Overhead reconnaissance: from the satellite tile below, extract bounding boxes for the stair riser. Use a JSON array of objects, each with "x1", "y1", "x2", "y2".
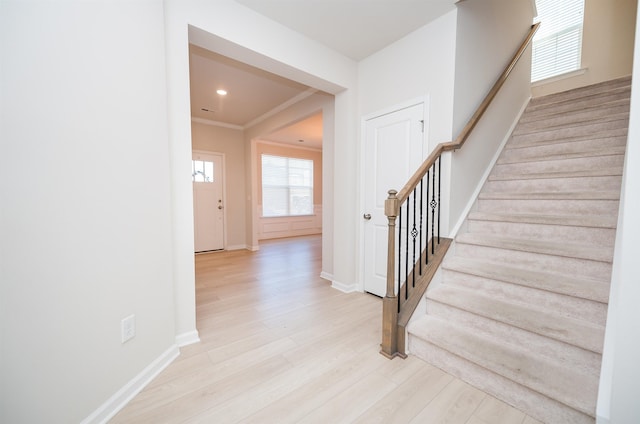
[
  {"x1": 517, "y1": 104, "x2": 630, "y2": 132},
  {"x1": 506, "y1": 128, "x2": 628, "y2": 150},
  {"x1": 524, "y1": 97, "x2": 629, "y2": 120},
  {"x1": 453, "y1": 241, "x2": 612, "y2": 281},
  {"x1": 425, "y1": 298, "x2": 603, "y2": 373},
  {"x1": 529, "y1": 83, "x2": 631, "y2": 109},
  {"x1": 466, "y1": 219, "x2": 616, "y2": 246},
  {"x1": 500, "y1": 138, "x2": 627, "y2": 163},
  {"x1": 492, "y1": 154, "x2": 624, "y2": 176},
  {"x1": 527, "y1": 96, "x2": 630, "y2": 119},
  {"x1": 514, "y1": 114, "x2": 629, "y2": 137},
  {"x1": 477, "y1": 198, "x2": 620, "y2": 217},
  {"x1": 427, "y1": 287, "x2": 604, "y2": 353},
  {"x1": 442, "y1": 257, "x2": 610, "y2": 303},
  {"x1": 483, "y1": 175, "x2": 622, "y2": 192},
  {"x1": 468, "y1": 211, "x2": 617, "y2": 230},
  {"x1": 408, "y1": 336, "x2": 596, "y2": 424},
  {"x1": 440, "y1": 268, "x2": 608, "y2": 324},
  {"x1": 511, "y1": 119, "x2": 629, "y2": 144}
]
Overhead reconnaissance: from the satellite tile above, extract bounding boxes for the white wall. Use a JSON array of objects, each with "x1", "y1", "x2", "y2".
[
  {"x1": 0, "y1": 2, "x2": 177, "y2": 423},
  {"x1": 448, "y1": 0, "x2": 535, "y2": 232},
  {"x1": 597, "y1": 4, "x2": 640, "y2": 422},
  {"x1": 191, "y1": 122, "x2": 247, "y2": 249},
  {"x1": 358, "y1": 10, "x2": 458, "y2": 151},
  {"x1": 532, "y1": 0, "x2": 637, "y2": 97}
]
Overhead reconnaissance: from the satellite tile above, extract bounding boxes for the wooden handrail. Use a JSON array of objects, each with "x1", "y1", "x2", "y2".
[
  {"x1": 381, "y1": 23, "x2": 540, "y2": 360},
  {"x1": 395, "y1": 22, "x2": 540, "y2": 205}
]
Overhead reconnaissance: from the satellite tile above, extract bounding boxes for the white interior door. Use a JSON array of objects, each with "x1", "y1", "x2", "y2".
[
  {"x1": 363, "y1": 103, "x2": 425, "y2": 297},
  {"x1": 193, "y1": 152, "x2": 225, "y2": 252}
]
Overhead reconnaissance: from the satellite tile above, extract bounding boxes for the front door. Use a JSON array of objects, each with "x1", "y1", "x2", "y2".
[
  {"x1": 363, "y1": 103, "x2": 425, "y2": 297},
  {"x1": 193, "y1": 152, "x2": 225, "y2": 252}
]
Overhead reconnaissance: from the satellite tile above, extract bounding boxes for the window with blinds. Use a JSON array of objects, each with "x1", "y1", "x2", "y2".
[
  {"x1": 261, "y1": 154, "x2": 313, "y2": 217},
  {"x1": 531, "y1": 0, "x2": 585, "y2": 82}
]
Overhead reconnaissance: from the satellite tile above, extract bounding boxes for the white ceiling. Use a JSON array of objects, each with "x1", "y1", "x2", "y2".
[
  {"x1": 236, "y1": 0, "x2": 459, "y2": 61},
  {"x1": 189, "y1": 0, "x2": 458, "y2": 149}
]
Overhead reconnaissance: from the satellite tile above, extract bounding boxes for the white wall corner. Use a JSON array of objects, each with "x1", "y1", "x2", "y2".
[
  {"x1": 80, "y1": 345, "x2": 180, "y2": 424},
  {"x1": 530, "y1": 0, "x2": 538, "y2": 19},
  {"x1": 449, "y1": 96, "x2": 531, "y2": 238},
  {"x1": 175, "y1": 330, "x2": 200, "y2": 347},
  {"x1": 331, "y1": 279, "x2": 359, "y2": 293}
]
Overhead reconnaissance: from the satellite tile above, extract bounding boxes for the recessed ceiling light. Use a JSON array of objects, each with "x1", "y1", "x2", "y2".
[{"x1": 216, "y1": 89, "x2": 227, "y2": 96}]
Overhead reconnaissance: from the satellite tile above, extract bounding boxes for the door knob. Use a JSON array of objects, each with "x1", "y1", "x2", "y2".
[
  {"x1": 363, "y1": 213, "x2": 371, "y2": 220},
  {"x1": 218, "y1": 205, "x2": 224, "y2": 209}
]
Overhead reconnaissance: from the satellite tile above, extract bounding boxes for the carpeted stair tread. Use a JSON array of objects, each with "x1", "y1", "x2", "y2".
[
  {"x1": 528, "y1": 78, "x2": 630, "y2": 108},
  {"x1": 488, "y1": 166, "x2": 622, "y2": 181},
  {"x1": 478, "y1": 190, "x2": 620, "y2": 200},
  {"x1": 505, "y1": 129, "x2": 628, "y2": 150},
  {"x1": 520, "y1": 98, "x2": 630, "y2": 125},
  {"x1": 408, "y1": 315, "x2": 599, "y2": 417},
  {"x1": 467, "y1": 211, "x2": 617, "y2": 228},
  {"x1": 512, "y1": 112, "x2": 629, "y2": 137},
  {"x1": 493, "y1": 153, "x2": 624, "y2": 177},
  {"x1": 526, "y1": 90, "x2": 631, "y2": 115},
  {"x1": 426, "y1": 285, "x2": 605, "y2": 353},
  {"x1": 513, "y1": 110, "x2": 629, "y2": 136},
  {"x1": 442, "y1": 256, "x2": 609, "y2": 303},
  {"x1": 455, "y1": 233, "x2": 613, "y2": 263},
  {"x1": 497, "y1": 145, "x2": 626, "y2": 164},
  {"x1": 510, "y1": 118, "x2": 629, "y2": 144}
]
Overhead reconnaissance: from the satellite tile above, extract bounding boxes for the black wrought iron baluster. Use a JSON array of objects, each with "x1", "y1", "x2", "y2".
[
  {"x1": 411, "y1": 188, "x2": 417, "y2": 288},
  {"x1": 425, "y1": 169, "x2": 430, "y2": 265},
  {"x1": 405, "y1": 196, "x2": 409, "y2": 301},
  {"x1": 419, "y1": 178, "x2": 424, "y2": 276},
  {"x1": 397, "y1": 204, "x2": 402, "y2": 313},
  {"x1": 437, "y1": 155, "x2": 441, "y2": 244},
  {"x1": 431, "y1": 161, "x2": 436, "y2": 255}
]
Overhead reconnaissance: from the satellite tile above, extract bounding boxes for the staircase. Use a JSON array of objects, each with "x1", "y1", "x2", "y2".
[{"x1": 406, "y1": 77, "x2": 630, "y2": 424}]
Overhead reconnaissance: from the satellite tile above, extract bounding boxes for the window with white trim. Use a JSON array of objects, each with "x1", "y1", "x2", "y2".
[
  {"x1": 192, "y1": 160, "x2": 214, "y2": 182},
  {"x1": 531, "y1": 0, "x2": 585, "y2": 82},
  {"x1": 261, "y1": 154, "x2": 313, "y2": 217}
]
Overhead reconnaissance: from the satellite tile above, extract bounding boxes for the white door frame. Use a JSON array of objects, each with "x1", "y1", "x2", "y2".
[
  {"x1": 358, "y1": 96, "x2": 429, "y2": 293},
  {"x1": 192, "y1": 150, "x2": 227, "y2": 251}
]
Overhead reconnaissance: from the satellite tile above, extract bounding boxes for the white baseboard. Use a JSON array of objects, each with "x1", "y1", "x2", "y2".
[
  {"x1": 320, "y1": 271, "x2": 333, "y2": 282},
  {"x1": 80, "y1": 344, "x2": 180, "y2": 424},
  {"x1": 248, "y1": 245, "x2": 260, "y2": 251},
  {"x1": 225, "y1": 244, "x2": 247, "y2": 251},
  {"x1": 175, "y1": 330, "x2": 200, "y2": 347},
  {"x1": 331, "y1": 279, "x2": 358, "y2": 293},
  {"x1": 449, "y1": 96, "x2": 531, "y2": 238}
]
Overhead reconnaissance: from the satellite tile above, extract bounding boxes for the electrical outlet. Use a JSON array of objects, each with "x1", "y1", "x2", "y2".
[{"x1": 121, "y1": 314, "x2": 136, "y2": 343}]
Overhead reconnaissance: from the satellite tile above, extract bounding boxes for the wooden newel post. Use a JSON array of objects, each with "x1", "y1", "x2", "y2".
[{"x1": 380, "y1": 189, "x2": 400, "y2": 359}]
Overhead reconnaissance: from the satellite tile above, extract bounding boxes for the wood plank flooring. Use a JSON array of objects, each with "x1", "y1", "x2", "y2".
[{"x1": 111, "y1": 235, "x2": 541, "y2": 423}]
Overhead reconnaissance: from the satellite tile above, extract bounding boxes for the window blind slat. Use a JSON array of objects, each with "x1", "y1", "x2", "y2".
[{"x1": 531, "y1": 0, "x2": 584, "y2": 82}]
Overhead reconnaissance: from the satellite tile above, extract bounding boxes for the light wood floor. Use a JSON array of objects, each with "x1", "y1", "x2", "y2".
[{"x1": 111, "y1": 235, "x2": 541, "y2": 423}]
